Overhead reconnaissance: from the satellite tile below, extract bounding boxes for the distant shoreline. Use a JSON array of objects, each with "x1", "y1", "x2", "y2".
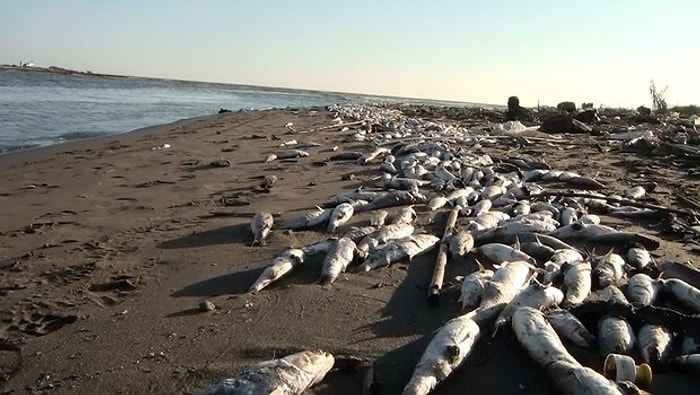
[{"x1": 0, "y1": 64, "x2": 122, "y2": 78}]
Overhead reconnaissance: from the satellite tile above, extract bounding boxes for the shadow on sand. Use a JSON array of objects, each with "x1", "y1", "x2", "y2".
[{"x1": 158, "y1": 223, "x2": 251, "y2": 249}]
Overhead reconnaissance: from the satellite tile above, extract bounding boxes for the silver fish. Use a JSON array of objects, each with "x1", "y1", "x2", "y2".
[
  {"x1": 277, "y1": 149, "x2": 310, "y2": 159},
  {"x1": 251, "y1": 212, "x2": 274, "y2": 247},
  {"x1": 560, "y1": 207, "x2": 578, "y2": 226},
  {"x1": 402, "y1": 314, "x2": 481, "y2": 395},
  {"x1": 447, "y1": 230, "x2": 475, "y2": 258},
  {"x1": 493, "y1": 283, "x2": 564, "y2": 336},
  {"x1": 562, "y1": 261, "x2": 592, "y2": 306},
  {"x1": 390, "y1": 206, "x2": 417, "y2": 225},
  {"x1": 476, "y1": 243, "x2": 536, "y2": 265},
  {"x1": 357, "y1": 223, "x2": 415, "y2": 257},
  {"x1": 357, "y1": 234, "x2": 439, "y2": 272},
  {"x1": 598, "y1": 285, "x2": 629, "y2": 304},
  {"x1": 301, "y1": 238, "x2": 337, "y2": 256},
  {"x1": 472, "y1": 199, "x2": 492, "y2": 216},
  {"x1": 282, "y1": 207, "x2": 332, "y2": 230},
  {"x1": 479, "y1": 260, "x2": 536, "y2": 310},
  {"x1": 327, "y1": 191, "x2": 384, "y2": 207},
  {"x1": 625, "y1": 274, "x2": 658, "y2": 306},
  {"x1": 626, "y1": 247, "x2": 651, "y2": 270},
  {"x1": 659, "y1": 278, "x2": 700, "y2": 313},
  {"x1": 637, "y1": 324, "x2": 673, "y2": 365},
  {"x1": 364, "y1": 190, "x2": 427, "y2": 211},
  {"x1": 376, "y1": 177, "x2": 429, "y2": 190},
  {"x1": 546, "y1": 309, "x2": 597, "y2": 347},
  {"x1": 327, "y1": 203, "x2": 354, "y2": 233},
  {"x1": 598, "y1": 316, "x2": 636, "y2": 356},
  {"x1": 200, "y1": 350, "x2": 334, "y2": 395},
  {"x1": 369, "y1": 210, "x2": 389, "y2": 227},
  {"x1": 427, "y1": 196, "x2": 449, "y2": 211},
  {"x1": 249, "y1": 249, "x2": 305, "y2": 294},
  {"x1": 593, "y1": 251, "x2": 626, "y2": 288},
  {"x1": 458, "y1": 268, "x2": 494, "y2": 309},
  {"x1": 357, "y1": 147, "x2": 390, "y2": 164},
  {"x1": 319, "y1": 237, "x2": 356, "y2": 285},
  {"x1": 343, "y1": 226, "x2": 377, "y2": 242}
]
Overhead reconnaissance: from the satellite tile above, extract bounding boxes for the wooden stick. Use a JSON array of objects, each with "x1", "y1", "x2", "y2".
[
  {"x1": 293, "y1": 120, "x2": 366, "y2": 134},
  {"x1": 536, "y1": 190, "x2": 698, "y2": 217},
  {"x1": 428, "y1": 207, "x2": 460, "y2": 306}
]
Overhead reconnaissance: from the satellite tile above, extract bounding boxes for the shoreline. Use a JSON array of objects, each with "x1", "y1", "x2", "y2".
[{"x1": 0, "y1": 105, "x2": 697, "y2": 394}]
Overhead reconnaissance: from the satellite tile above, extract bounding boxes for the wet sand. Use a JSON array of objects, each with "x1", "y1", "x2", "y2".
[{"x1": 0, "y1": 107, "x2": 698, "y2": 394}]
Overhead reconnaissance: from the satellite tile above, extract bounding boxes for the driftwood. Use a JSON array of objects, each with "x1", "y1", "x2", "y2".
[
  {"x1": 428, "y1": 207, "x2": 460, "y2": 306},
  {"x1": 536, "y1": 190, "x2": 699, "y2": 218},
  {"x1": 570, "y1": 301, "x2": 700, "y2": 338}
]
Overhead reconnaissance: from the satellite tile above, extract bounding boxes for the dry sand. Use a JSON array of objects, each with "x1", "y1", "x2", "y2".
[{"x1": 0, "y1": 107, "x2": 698, "y2": 394}]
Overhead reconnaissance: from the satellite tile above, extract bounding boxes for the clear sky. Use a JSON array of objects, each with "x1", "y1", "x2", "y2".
[{"x1": 1, "y1": 1, "x2": 698, "y2": 107}]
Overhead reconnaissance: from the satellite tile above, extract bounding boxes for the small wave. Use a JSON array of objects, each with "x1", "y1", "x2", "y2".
[
  {"x1": 55, "y1": 131, "x2": 109, "y2": 141},
  {"x1": 0, "y1": 143, "x2": 42, "y2": 154}
]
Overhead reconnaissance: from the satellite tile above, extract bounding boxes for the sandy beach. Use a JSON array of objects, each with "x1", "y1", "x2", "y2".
[{"x1": 1, "y1": 106, "x2": 699, "y2": 394}]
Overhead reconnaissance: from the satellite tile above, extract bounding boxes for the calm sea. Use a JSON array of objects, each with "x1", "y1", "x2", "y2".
[{"x1": 0, "y1": 69, "x2": 484, "y2": 153}]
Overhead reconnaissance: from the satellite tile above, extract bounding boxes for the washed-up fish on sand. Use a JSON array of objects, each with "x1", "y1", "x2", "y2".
[
  {"x1": 478, "y1": 260, "x2": 537, "y2": 312},
  {"x1": 363, "y1": 190, "x2": 427, "y2": 211},
  {"x1": 637, "y1": 324, "x2": 673, "y2": 365},
  {"x1": 625, "y1": 273, "x2": 659, "y2": 306},
  {"x1": 512, "y1": 307, "x2": 624, "y2": 395},
  {"x1": 200, "y1": 350, "x2": 334, "y2": 395},
  {"x1": 327, "y1": 203, "x2": 354, "y2": 233},
  {"x1": 447, "y1": 230, "x2": 474, "y2": 258},
  {"x1": 658, "y1": 278, "x2": 700, "y2": 313},
  {"x1": 250, "y1": 211, "x2": 274, "y2": 246},
  {"x1": 561, "y1": 261, "x2": 592, "y2": 306},
  {"x1": 492, "y1": 283, "x2": 563, "y2": 336},
  {"x1": 282, "y1": 207, "x2": 332, "y2": 230},
  {"x1": 356, "y1": 234, "x2": 439, "y2": 272},
  {"x1": 319, "y1": 237, "x2": 356, "y2": 285},
  {"x1": 357, "y1": 223, "x2": 415, "y2": 257},
  {"x1": 402, "y1": 314, "x2": 481, "y2": 395},
  {"x1": 458, "y1": 267, "x2": 494, "y2": 309},
  {"x1": 369, "y1": 210, "x2": 389, "y2": 227},
  {"x1": 598, "y1": 316, "x2": 636, "y2": 356},
  {"x1": 476, "y1": 243, "x2": 536, "y2": 265},
  {"x1": 249, "y1": 249, "x2": 305, "y2": 294},
  {"x1": 546, "y1": 309, "x2": 597, "y2": 347},
  {"x1": 390, "y1": 206, "x2": 417, "y2": 225}
]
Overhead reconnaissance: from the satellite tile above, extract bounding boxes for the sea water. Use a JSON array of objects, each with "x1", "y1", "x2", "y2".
[{"x1": 0, "y1": 69, "x2": 482, "y2": 153}]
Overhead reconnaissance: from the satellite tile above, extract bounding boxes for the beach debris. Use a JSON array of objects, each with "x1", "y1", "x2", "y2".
[
  {"x1": 200, "y1": 350, "x2": 334, "y2": 395},
  {"x1": 251, "y1": 212, "x2": 274, "y2": 246},
  {"x1": 428, "y1": 208, "x2": 459, "y2": 305}
]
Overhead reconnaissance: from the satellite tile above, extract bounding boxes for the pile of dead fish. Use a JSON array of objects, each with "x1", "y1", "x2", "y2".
[{"x1": 200, "y1": 104, "x2": 700, "y2": 395}]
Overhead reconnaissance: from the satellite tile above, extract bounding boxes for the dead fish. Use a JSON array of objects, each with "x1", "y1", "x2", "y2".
[
  {"x1": 659, "y1": 278, "x2": 700, "y2": 313},
  {"x1": 547, "y1": 360, "x2": 623, "y2": 395},
  {"x1": 277, "y1": 149, "x2": 310, "y2": 159},
  {"x1": 380, "y1": 161, "x2": 399, "y2": 175},
  {"x1": 282, "y1": 207, "x2": 333, "y2": 230},
  {"x1": 249, "y1": 249, "x2": 305, "y2": 294},
  {"x1": 479, "y1": 260, "x2": 536, "y2": 310},
  {"x1": 477, "y1": 243, "x2": 536, "y2": 265},
  {"x1": 376, "y1": 177, "x2": 429, "y2": 190},
  {"x1": 598, "y1": 316, "x2": 636, "y2": 356},
  {"x1": 356, "y1": 234, "x2": 439, "y2": 272},
  {"x1": 480, "y1": 185, "x2": 505, "y2": 200},
  {"x1": 551, "y1": 223, "x2": 617, "y2": 241},
  {"x1": 578, "y1": 214, "x2": 601, "y2": 225},
  {"x1": 301, "y1": 238, "x2": 337, "y2": 256},
  {"x1": 598, "y1": 285, "x2": 629, "y2": 304},
  {"x1": 562, "y1": 261, "x2": 592, "y2": 306},
  {"x1": 670, "y1": 354, "x2": 700, "y2": 375},
  {"x1": 626, "y1": 274, "x2": 659, "y2": 306},
  {"x1": 627, "y1": 246, "x2": 651, "y2": 270},
  {"x1": 390, "y1": 206, "x2": 417, "y2": 225},
  {"x1": 472, "y1": 199, "x2": 492, "y2": 216},
  {"x1": 519, "y1": 239, "x2": 556, "y2": 262},
  {"x1": 402, "y1": 314, "x2": 481, "y2": 395},
  {"x1": 327, "y1": 190, "x2": 385, "y2": 207},
  {"x1": 493, "y1": 283, "x2": 564, "y2": 336},
  {"x1": 459, "y1": 268, "x2": 494, "y2": 309},
  {"x1": 543, "y1": 248, "x2": 585, "y2": 284},
  {"x1": 513, "y1": 200, "x2": 531, "y2": 216},
  {"x1": 593, "y1": 251, "x2": 627, "y2": 288},
  {"x1": 565, "y1": 176, "x2": 607, "y2": 190},
  {"x1": 427, "y1": 196, "x2": 449, "y2": 211},
  {"x1": 624, "y1": 186, "x2": 646, "y2": 200},
  {"x1": 327, "y1": 203, "x2": 354, "y2": 233},
  {"x1": 546, "y1": 309, "x2": 597, "y2": 347},
  {"x1": 319, "y1": 237, "x2": 356, "y2": 285},
  {"x1": 560, "y1": 207, "x2": 578, "y2": 226},
  {"x1": 200, "y1": 350, "x2": 334, "y2": 395},
  {"x1": 343, "y1": 226, "x2": 377, "y2": 242},
  {"x1": 364, "y1": 190, "x2": 427, "y2": 211},
  {"x1": 329, "y1": 152, "x2": 364, "y2": 161},
  {"x1": 264, "y1": 154, "x2": 277, "y2": 163},
  {"x1": 357, "y1": 223, "x2": 415, "y2": 257},
  {"x1": 251, "y1": 212, "x2": 274, "y2": 246},
  {"x1": 357, "y1": 147, "x2": 390, "y2": 164},
  {"x1": 637, "y1": 324, "x2": 673, "y2": 365},
  {"x1": 369, "y1": 210, "x2": 389, "y2": 227},
  {"x1": 657, "y1": 259, "x2": 700, "y2": 289},
  {"x1": 588, "y1": 232, "x2": 660, "y2": 251},
  {"x1": 447, "y1": 230, "x2": 475, "y2": 258}
]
